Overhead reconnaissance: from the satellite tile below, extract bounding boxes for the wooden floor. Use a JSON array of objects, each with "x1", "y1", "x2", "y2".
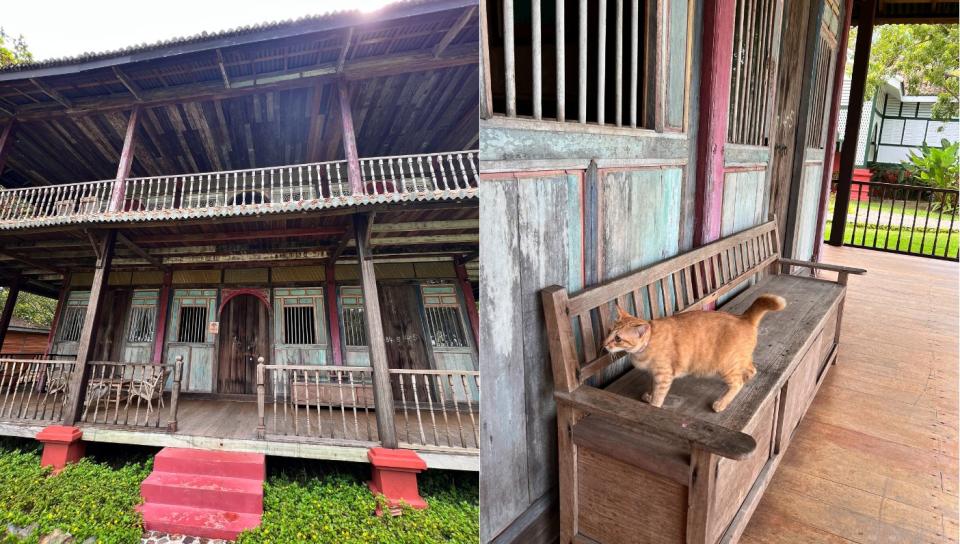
[{"x1": 742, "y1": 245, "x2": 959, "y2": 543}]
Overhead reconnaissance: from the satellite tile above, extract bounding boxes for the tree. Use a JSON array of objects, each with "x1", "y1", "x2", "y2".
[
  {"x1": 0, "y1": 28, "x2": 33, "y2": 68},
  {"x1": 857, "y1": 24, "x2": 959, "y2": 120},
  {"x1": 0, "y1": 288, "x2": 57, "y2": 328}
]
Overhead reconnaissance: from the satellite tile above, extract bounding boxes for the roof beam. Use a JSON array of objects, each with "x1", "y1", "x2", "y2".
[
  {"x1": 0, "y1": 249, "x2": 63, "y2": 274},
  {"x1": 0, "y1": 120, "x2": 17, "y2": 177},
  {"x1": 336, "y1": 28, "x2": 354, "y2": 73},
  {"x1": 111, "y1": 66, "x2": 143, "y2": 101},
  {"x1": 215, "y1": 49, "x2": 231, "y2": 88},
  {"x1": 132, "y1": 226, "x2": 347, "y2": 246},
  {"x1": 29, "y1": 78, "x2": 73, "y2": 108},
  {"x1": 3, "y1": 43, "x2": 477, "y2": 122},
  {"x1": 433, "y1": 6, "x2": 476, "y2": 58},
  {"x1": 117, "y1": 232, "x2": 162, "y2": 267}
]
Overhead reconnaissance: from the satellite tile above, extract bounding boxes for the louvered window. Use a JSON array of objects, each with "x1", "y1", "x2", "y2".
[
  {"x1": 176, "y1": 306, "x2": 207, "y2": 343},
  {"x1": 127, "y1": 306, "x2": 157, "y2": 343},
  {"x1": 56, "y1": 307, "x2": 85, "y2": 342}
]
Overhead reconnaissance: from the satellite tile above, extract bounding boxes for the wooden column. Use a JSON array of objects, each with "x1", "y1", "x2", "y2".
[
  {"x1": 813, "y1": 0, "x2": 854, "y2": 261},
  {"x1": 63, "y1": 230, "x2": 116, "y2": 425},
  {"x1": 338, "y1": 81, "x2": 363, "y2": 196},
  {"x1": 44, "y1": 271, "x2": 71, "y2": 357},
  {"x1": 353, "y1": 213, "x2": 397, "y2": 448},
  {"x1": 828, "y1": 0, "x2": 876, "y2": 246},
  {"x1": 325, "y1": 264, "x2": 344, "y2": 366},
  {"x1": 0, "y1": 120, "x2": 18, "y2": 177},
  {"x1": 0, "y1": 275, "x2": 22, "y2": 351},
  {"x1": 693, "y1": 0, "x2": 737, "y2": 247},
  {"x1": 108, "y1": 107, "x2": 141, "y2": 212},
  {"x1": 454, "y1": 259, "x2": 480, "y2": 346},
  {"x1": 152, "y1": 270, "x2": 173, "y2": 364}
]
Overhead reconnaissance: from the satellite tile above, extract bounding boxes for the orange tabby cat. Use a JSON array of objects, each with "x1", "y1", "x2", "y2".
[{"x1": 602, "y1": 294, "x2": 786, "y2": 412}]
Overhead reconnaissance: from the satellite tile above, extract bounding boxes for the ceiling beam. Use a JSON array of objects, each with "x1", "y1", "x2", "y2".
[
  {"x1": 336, "y1": 28, "x2": 354, "y2": 73},
  {"x1": 117, "y1": 232, "x2": 162, "y2": 267},
  {"x1": 0, "y1": 249, "x2": 63, "y2": 274},
  {"x1": 215, "y1": 49, "x2": 232, "y2": 88},
  {"x1": 433, "y1": 6, "x2": 476, "y2": 58},
  {"x1": 112, "y1": 66, "x2": 144, "y2": 101},
  {"x1": 28, "y1": 78, "x2": 73, "y2": 108},
  {"x1": 3, "y1": 43, "x2": 477, "y2": 122},
  {"x1": 132, "y1": 226, "x2": 347, "y2": 246}
]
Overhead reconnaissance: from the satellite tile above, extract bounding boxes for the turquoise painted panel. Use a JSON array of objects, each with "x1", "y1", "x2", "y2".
[
  {"x1": 433, "y1": 351, "x2": 480, "y2": 400},
  {"x1": 721, "y1": 170, "x2": 767, "y2": 237},
  {"x1": 666, "y1": 0, "x2": 688, "y2": 129},
  {"x1": 793, "y1": 162, "x2": 825, "y2": 261},
  {"x1": 344, "y1": 349, "x2": 370, "y2": 366}
]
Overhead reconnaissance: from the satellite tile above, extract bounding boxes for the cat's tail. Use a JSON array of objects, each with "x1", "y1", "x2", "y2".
[{"x1": 741, "y1": 294, "x2": 786, "y2": 326}]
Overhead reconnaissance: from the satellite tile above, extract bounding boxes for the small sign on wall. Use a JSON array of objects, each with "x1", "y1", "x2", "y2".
[{"x1": 208, "y1": 321, "x2": 220, "y2": 335}]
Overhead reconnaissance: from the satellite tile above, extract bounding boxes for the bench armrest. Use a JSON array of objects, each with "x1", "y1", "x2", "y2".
[
  {"x1": 554, "y1": 386, "x2": 757, "y2": 460},
  {"x1": 778, "y1": 258, "x2": 865, "y2": 284}
]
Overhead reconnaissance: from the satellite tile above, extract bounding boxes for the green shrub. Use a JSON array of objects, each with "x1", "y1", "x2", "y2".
[
  {"x1": 236, "y1": 469, "x2": 479, "y2": 544},
  {"x1": 0, "y1": 448, "x2": 150, "y2": 544}
]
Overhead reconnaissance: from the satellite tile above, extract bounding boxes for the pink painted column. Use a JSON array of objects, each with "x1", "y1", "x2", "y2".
[
  {"x1": 454, "y1": 260, "x2": 479, "y2": 346},
  {"x1": 325, "y1": 265, "x2": 343, "y2": 366},
  {"x1": 152, "y1": 270, "x2": 172, "y2": 364},
  {"x1": 693, "y1": 0, "x2": 737, "y2": 247},
  {"x1": 813, "y1": 0, "x2": 854, "y2": 262}
]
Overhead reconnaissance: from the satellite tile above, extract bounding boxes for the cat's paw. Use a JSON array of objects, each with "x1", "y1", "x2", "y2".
[
  {"x1": 641, "y1": 393, "x2": 652, "y2": 403},
  {"x1": 712, "y1": 400, "x2": 728, "y2": 412}
]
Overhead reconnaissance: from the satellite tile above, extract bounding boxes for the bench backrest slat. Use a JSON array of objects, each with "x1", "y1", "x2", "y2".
[{"x1": 543, "y1": 221, "x2": 781, "y2": 391}]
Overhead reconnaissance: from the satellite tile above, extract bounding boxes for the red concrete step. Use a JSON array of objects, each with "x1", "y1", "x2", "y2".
[
  {"x1": 140, "y1": 503, "x2": 261, "y2": 541},
  {"x1": 141, "y1": 471, "x2": 263, "y2": 514},
  {"x1": 153, "y1": 447, "x2": 265, "y2": 480}
]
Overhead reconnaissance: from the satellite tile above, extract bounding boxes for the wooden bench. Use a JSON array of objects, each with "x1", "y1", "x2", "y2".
[{"x1": 541, "y1": 220, "x2": 865, "y2": 544}]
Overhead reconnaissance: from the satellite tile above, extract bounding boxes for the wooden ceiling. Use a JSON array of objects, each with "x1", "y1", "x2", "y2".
[
  {"x1": 852, "y1": 0, "x2": 959, "y2": 24},
  {"x1": 0, "y1": 1, "x2": 479, "y2": 188},
  {"x1": 0, "y1": 202, "x2": 479, "y2": 297}
]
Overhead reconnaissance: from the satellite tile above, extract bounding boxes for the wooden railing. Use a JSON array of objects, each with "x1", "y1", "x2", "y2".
[
  {"x1": 390, "y1": 369, "x2": 480, "y2": 452},
  {"x1": 77, "y1": 359, "x2": 183, "y2": 431},
  {"x1": 0, "y1": 358, "x2": 76, "y2": 423},
  {"x1": 257, "y1": 363, "x2": 379, "y2": 444},
  {"x1": 829, "y1": 180, "x2": 958, "y2": 261},
  {"x1": 0, "y1": 150, "x2": 478, "y2": 229}
]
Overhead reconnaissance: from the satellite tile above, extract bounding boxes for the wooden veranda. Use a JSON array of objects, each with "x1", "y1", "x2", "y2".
[{"x1": 743, "y1": 245, "x2": 958, "y2": 542}]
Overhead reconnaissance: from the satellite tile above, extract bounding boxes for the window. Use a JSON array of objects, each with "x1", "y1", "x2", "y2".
[
  {"x1": 176, "y1": 306, "x2": 208, "y2": 343},
  {"x1": 727, "y1": 0, "x2": 780, "y2": 146},
  {"x1": 340, "y1": 287, "x2": 367, "y2": 347},
  {"x1": 283, "y1": 306, "x2": 317, "y2": 345},
  {"x1": 56, "y1": 306, "x2": 85, "y2": 343},
  {"x1": 127, "y1": 306, "x2": 157, "y2": 343},
  {"x1": 485, "y1": 0, "x2": 649, "y2": 127},
  {"x1": 421, "y1": 286, "x2": 468, "y2": 348}
]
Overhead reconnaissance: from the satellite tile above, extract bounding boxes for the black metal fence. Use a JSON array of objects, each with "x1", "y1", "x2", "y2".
[{"x1": 829, "y1": 180, "x2": 958, "y2": 261}]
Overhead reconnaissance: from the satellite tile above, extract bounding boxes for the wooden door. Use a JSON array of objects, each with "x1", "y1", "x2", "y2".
[
  {"x1": 377, "y1": 284, "x2": 432, "y2": 400},
  {"x1": 166, "y1": 289, "x2": 217, "y2": 393},
  {"x1": 217, "y1": 294, "x2": 269, "y2": 394}
]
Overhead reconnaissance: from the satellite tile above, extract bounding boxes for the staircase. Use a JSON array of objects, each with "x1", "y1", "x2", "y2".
[{"x1": 140, "y1": 448, "x2": 265, "y2": 540}]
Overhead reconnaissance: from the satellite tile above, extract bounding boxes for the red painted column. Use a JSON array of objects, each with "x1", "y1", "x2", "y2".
[
  {"x1": 454, "y1": 260, "x2": 479, "y2": 346},
  {"x1": 44, "y1": 271, "x2": 71, "y2": 357},
  {"x1": 693, "y1": 0, "x2": 737, "y2": 248},
  {"x1": 813, "y1": 0, "x2": 854, "y2": 262},
  {"x1": 325, "y1": 265, "x2": 343, "y2": 366},
  {"x1": 152, "y1": 270, "x2": 173, "y2": 364}
]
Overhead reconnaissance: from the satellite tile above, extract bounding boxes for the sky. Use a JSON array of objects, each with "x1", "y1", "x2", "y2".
[{"x1": 2, "y1": 0, "x2": 398, "y2": 61}]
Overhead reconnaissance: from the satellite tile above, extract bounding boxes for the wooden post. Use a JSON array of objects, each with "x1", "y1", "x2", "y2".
[
  {"x1": 353, "y1": 213, "x2": 397, "y2": 449},
  {"x1": 63, "y1": 230, "x2": 116, "y2": 425},
  {"x1": 44, "y1": 271, "x2": 71, "y2": 357},
  {"x1": 152, "y1": 270, "x2": 172, "y2": 364},
  {"x1": 813, "y1": 0, "x2": 854, "y2": 261},
  {"x1": 0, "y1": 120, "x2": 17, "y2": 177},
  {"x1": 338, "y1": 81, "x2": 363, "y2": 196},
  {"x1": 108, "y1": 106, "x2": 141, "y2": 212},
  {"x1": 256, "y1": 358, "x2": 266, "y2": 439},
  {"x1": 167, "y1": 356, "x2": 183, "y2": 432},
  {"x1": 325, "y1": 264, "x2": 344, "y2": 366},
  {"x1": 454, "y1": 260, "x2": 479, "y2": 346},
  {"x1": 0, "y1": 275, "x2": 22, "y2": 351},
  {"x1": 828, "y1": 0, "x2": 876, "y2": 246},
  {"x1": 693, "y1": 0, "x2": 737, "y2": 247}
]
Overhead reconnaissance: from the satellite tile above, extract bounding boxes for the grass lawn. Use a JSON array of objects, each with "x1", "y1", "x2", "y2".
[
  {"x1": 0, "y1": 439, "x2": 479, "y2": 544},
  {"x1": 824, "y1": 220, "x2": 959, "y2": 259},
  {"x1": 827, "y1": 193, "x2": 958, "y2": 224}
]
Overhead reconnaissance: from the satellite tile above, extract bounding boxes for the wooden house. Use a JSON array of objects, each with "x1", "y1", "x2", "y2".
[
  {"x1": 478, "y1": 0, "x2": 956, "y2": 542},
  {"x1": 0, "y1": 0, "x2": 481, "y2": 473},
  {"x1": 0, "y1": 318, "x2": 50, "y2": 356}
]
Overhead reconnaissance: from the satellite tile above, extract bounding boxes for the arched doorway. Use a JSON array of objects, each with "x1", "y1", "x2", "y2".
[{"x1": 217, "y1": 294, "x2": 269, "y2": 394}]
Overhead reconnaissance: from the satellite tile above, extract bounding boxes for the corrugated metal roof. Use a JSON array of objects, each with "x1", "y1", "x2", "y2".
[{"x1": 0, "y1": 0, "x2": 456, "y2": 76}]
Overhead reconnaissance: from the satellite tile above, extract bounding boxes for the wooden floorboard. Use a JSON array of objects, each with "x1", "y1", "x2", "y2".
[{"x1": 742, "y1": 246, "x2": 959, "y2": 544}]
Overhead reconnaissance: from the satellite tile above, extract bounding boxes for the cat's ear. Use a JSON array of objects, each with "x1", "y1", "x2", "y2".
[
  {"x1": 615, "y1": 304, "x2": 631, "y2": 320},
  {"x1": 635, "y1": 323, "x2": 650, "y2": 336}
]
